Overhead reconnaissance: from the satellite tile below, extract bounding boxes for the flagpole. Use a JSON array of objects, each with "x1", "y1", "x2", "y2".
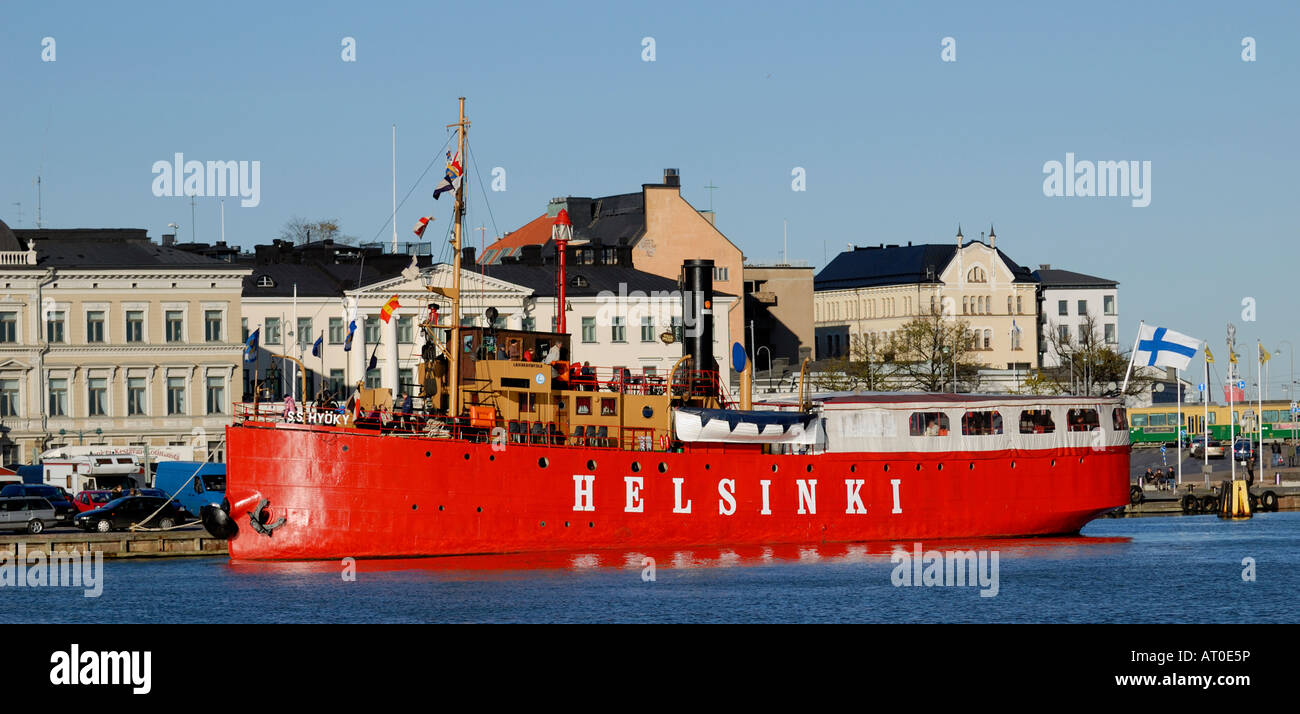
[
  {"x1": 1258, "y1": 342, "x2": 1264, "y2": 479},
  {"x1": 1176, "y1": 367, "x2": 1182, "y2": 486},
  {"x1": 1120, "y1": 320, "x2": 1143, "y2": 396},
  {"x1": 1230, "y1": 351, "x2": 1236, "y2": 483},
  {"x1": 1203, "y1": 352, "x2": 1209, "y2": 481}
]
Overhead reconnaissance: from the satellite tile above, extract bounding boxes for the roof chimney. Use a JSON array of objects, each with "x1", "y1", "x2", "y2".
[
  {"x1": 663, "y1": 168, "x2": 680, "y2": 187},
  {"x1": 162, "y1": 233, "x2": 176, "y2": 247},
  {"x1": 1039, "y1": 264, "x2": 1051, "y2": 270}
]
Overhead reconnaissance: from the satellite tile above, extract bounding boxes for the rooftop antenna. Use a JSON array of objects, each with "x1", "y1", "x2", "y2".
[
  {"x1": 36, "y1": 106, "x2": 50, "y2": 229},
  {"x1": 34, "y1": 176, "x2": 42, "y2": 229},
  {"x1": 220, "y1": 199, "x2": 226, "y2": 244},
  {"x1": 189, "y1": 194, "x2": 197, "y2": 242},
  {"x1": 783, "y1": 219, "x2": 787, "y2": 263},
  {"x1": 704, "y1": 180, "x2": 719, "y2": 213}
]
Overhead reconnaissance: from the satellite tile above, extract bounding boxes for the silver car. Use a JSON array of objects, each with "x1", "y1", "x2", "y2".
[{"x1": 0, "y1": 496, "x2": 56, "y2": 534}]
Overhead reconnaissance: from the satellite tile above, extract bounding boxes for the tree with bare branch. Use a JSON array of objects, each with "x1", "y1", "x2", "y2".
[{"x1": 278, "y1": 216, "x2": 358, "y2": 245}]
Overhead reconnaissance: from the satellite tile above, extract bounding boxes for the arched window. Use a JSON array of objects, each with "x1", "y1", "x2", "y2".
[
  {"x1": 983, "y1": 329, "x2": 991, "y2": 350},
  {"x1": 967, "y1": 266, "x2": 986, "y2": 283},
  {"x1": 962, "y1": 297, "x2": 969, "y2": 314}
]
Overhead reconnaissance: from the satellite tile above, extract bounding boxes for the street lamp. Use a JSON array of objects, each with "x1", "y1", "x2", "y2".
[
  {"x1": 755, "y1": 345, "x2": 773, "y2": 392},
  {"x1": 1278, "y1": 342, "x2": 1295, "y2": 455},
  {"x1": 58, "y1": 427, "x2": 102, "y2": 446}
]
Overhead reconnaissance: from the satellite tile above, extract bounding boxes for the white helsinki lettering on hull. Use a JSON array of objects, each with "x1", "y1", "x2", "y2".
[
  {"x1": 891, "y1": 478, "x2": 903, "y2": 514},
  {"x1": 759, "y1": 479, "x2": 772, "y2": 515},
  {"x1": 796, "y1": 479, "x2": 817, "y2": 515},
  {"x1": 573, "y1": 475, "x2": 595, "y2": 512},
  {"x1": 717, "y1": 479, "x2": 736, "y2": 515},
  {"x1": 672, "y1": 477, "x2": 692, "y2": 514},
  {"x1": 624, "y1": 476, "x2": 644, "y2": 513},
  {"x1": 845, "y1": 479, "x2": 867, "y2": 514}
]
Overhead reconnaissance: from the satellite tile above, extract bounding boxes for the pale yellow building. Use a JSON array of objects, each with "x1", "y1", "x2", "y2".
[
  {"x1": 813, "y1": 228, "x2": 1039, "y2": 371},
  {"x1": 0, "y1": 223, "x2": 249, "y2": 465}
]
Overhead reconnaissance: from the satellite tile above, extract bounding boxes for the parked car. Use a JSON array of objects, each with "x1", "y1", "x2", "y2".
[
  {"x1": 0, "y1": 496, "x2": 57, "y2": 533},
  {"x1": 72, "y1": 490, "x2": 115, "y2": 513},
  {"x1": 73, "y1": 496, "x2": 194, "y2": 533},
  {"x1": 1191, "y1": 438, "x2": 1225, "y2": 459},
  {"x1": 0, "y1": 483, "x2": 77, "y2": 522},
  {"x1": 1233, "y1": 439, "x2": 1257, "y2": 462}
]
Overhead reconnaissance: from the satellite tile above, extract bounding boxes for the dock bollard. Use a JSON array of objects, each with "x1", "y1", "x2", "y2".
[{"x1": 1276, "y1": 473, "x2": 1282, "y2": 485}]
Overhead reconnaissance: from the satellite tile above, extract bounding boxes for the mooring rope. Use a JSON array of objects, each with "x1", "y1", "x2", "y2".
[{"x1": 128, "y1": 436, "x2": 227, "y2": 532}]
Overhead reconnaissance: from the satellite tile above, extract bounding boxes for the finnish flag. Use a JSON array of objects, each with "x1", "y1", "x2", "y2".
[{"x1": 1135, "y1": 325, "x2": 1202, "y2": 370}]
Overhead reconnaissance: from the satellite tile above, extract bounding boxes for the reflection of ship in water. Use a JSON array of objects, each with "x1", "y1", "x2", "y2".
[{"x1": 224, "y1": 536, "x2": 1134, "y2": 577}]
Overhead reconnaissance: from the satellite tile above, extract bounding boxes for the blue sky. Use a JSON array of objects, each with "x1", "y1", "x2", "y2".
[{"x1": 2, "y1": 1, "x2": 1298, "y2": 392}]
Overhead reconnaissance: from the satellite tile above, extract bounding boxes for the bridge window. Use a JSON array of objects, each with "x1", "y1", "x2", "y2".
[
  {"x1": 909, "y1": 412, "x2": 949, "y2": 437},
  {"x1": 961, "y1": 410, "x2": 1003, "y2": 436},
  {"x1": 1019, "y1": 409, "x2": 1055, "y2": 434},
  {"x1": 600, "y1": 398, "x2": 617, "y2": 417},
  {"x1": 576, "y1": 396, "x2": 592, "y2": 416},
  {"x1": 1112, "y1": 408, "x2": 1127, "y2": 430},
  {"x1": 1066, "y1": 408, "x2": 1099, "y2": 432}
]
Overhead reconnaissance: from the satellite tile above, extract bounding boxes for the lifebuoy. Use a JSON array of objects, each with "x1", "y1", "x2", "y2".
[{"x1": 1261, "y1": 491, "x2": 1278, "y2": 512}]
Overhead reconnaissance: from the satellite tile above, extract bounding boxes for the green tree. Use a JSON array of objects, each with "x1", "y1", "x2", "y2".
[{"x1": 885, "y1": 313, "x2": 983, "y2": 392}]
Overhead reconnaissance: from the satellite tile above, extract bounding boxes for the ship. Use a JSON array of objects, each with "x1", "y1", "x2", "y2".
[{"x1": 203, "y1": 98, "x2": 1131, "y2": 560}]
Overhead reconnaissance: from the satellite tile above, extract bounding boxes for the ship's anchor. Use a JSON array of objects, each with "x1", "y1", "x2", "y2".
[{"x1": 249, "y1": 498, "x2": 286, "y2": 537}]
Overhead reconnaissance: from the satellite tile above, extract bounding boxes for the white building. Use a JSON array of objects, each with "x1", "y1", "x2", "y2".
[{"x1": 1033, "y1": 267, "x2": 1120, "y2": 368}]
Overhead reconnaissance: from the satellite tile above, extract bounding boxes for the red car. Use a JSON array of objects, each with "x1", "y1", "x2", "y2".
[{"x1": 72, "y1": 490, "x2": 115, "y2": 514}]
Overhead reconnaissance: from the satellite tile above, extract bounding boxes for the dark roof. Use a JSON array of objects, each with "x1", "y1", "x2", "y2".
[
  {"x1": 243, "y1": 257, "x2": 432, "y2": 298},
  {"x1": 814, "y1": 241, "x2": 1038, "y2": 291},
  {"x1": 0, "y1": 218, "x2": 19, "y2": 252},
  {"x1": 13, "y1": 229, "x2": 237, "y2": 269},
  {"x1": 553, "y1": 193, "x2": 646, "y2": 247},
  {"x1": 1032, "y1": 268, "x2": 1118, "y2": 288}
]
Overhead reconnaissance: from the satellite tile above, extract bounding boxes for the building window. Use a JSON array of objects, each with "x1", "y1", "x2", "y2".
[
  {"x1": 1077, "y1": 299, "x2": 1087, "y2": 316},
  {"x1": 581, "y1": 317, "x2": 596, "y2": 343},
  {"x1": 671, "y1": 316, "x2": 683, "y2": 342},
  {"x1": 0, "y1": 312, "x2": 15, "y2": 343},
  {"x1": 983, "y1": 329, "x2": 991, "y2": 350},
  {"x1": 87, "y1": 377, "x2": 107, "y2": 417},
  {"x1": 1057, "y1": 300, "x2": 1067, "y2": 316},
  {"x1": 713, "y1": 267, "x2": 729, "y2": 282},
  {"x1": 206, "y1": 376, "x2": 225, "y2": 415},
  {"x1": 125, "y1": 311, "x2": 144, "y2": 342},
  {"x1": 265, "y1": 317, "x2": 282, "y2": 344},
  {"x1": 611, "y1": 317, "x2": 626, "y2": 343},
  {"x1": 1077, "y1": 324, "x2": 1088, "y2": 343},
  {"x1": 1016, "y1": 296, "x2": 1023, "y2": 314},
  {"x1": 297, "y1": 317, "x2": 313, "y2": 348},
  {"x1": 365, "y1": 368, "x2": 382, "y2": 389},
  {"x1": 48, "y1": 378, "x2": 68, "y2": 416},
  {"x1": 1058, "y1": 324, "x2": 1069, "y2": 344},
  {"x1": 86, "y1": 311, "x2": 106, "y2": 343},
  {"x1": 165, "y1": 310, "x2": 184, "y2": 342},
  {"x1": 521, "y1": 317, "x2": 535, "y2": 332},
  {"x1": 328, "y1": 369, "x2": 344, "y2": 395},
  {"x1": 1011, "y1": 327, "x2": 1022, "y2": 350},
  {"x1": 128, "y1": 377, "x2": 147, "y2": 415},
  {"x1": 46, "y1": 311, "x2": 65, "y2": 343},
  {"x1": 399, "y1": 368, "x2": 413, "y2": 393},
  {"x1": 1006, "y1": 296, "x2": 1012, "y2": 314},
  {"x1": 641, "y1": 317, "x2": 655, "y2": 342},
  {"x1": 1104, "y1": 295, "x2": 1115, "y2": 316},
  {"x1": 397, "y1": 315, "x2": 413, "y2": 344},
  {"x1": 242, "y1": 318, "x2": 249, "y2": 342},
  {"x1": 256, "y1": 275, "x2": 276, "y2": 288},
  {"x1": 1105, "y1": 323, "x2": 1117, "y2": 344},
  {"x1": 0, "y1": 379, "x2": 18, "y2": 417},
  {"x1": 167, "y1": 376, "x2": 186, "y2": 415},
  {"x1": 329, "y1": 317, "x2": 344, "y2": 344},
  {"x1": 205, "y1": 310, "x2": 223, "y2": 342},
  {"x1": 962, "y1": 297, "x2": 968, "y2": 315},
  {"x1": 364, "y1": 317, "x2": 380, "y2": 344}
]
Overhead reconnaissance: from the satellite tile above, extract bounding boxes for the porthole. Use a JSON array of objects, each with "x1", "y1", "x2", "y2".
[
  {"x1": 540, "y1": 521, "x2": 546, "y2": 527},
  {"x1": 477, "y1": 506, "x2": 483, "y2": 513},
  {"x1": 342, "y1": 445, "x2": 348, "y2": 452},
  {"x1": 1051, "y1": 459, "x2": 1056, "y2": 467},
  {"x1": 915, "y1": 463, "x2": 922, "y2": 471},
  {"x1": 632, "y1": 462, "x2": 641, "y2": 472},
  {"x1": 705, "y1": 464, "x2": 711, "y2": 470},
  {"x1": 805, "y1": 464, "x2": 813, "y2": 473},
  {"x1": 411, "y1": 504, "x2": 418, "y2": 510},
  {"x1": 463, "y1": 453, "x2": 470, "y2": 460},
  {"x1": 969, "y1": 462, "x2": 975, "y2": 470},
  {"x1": 489, "y1": 454, "x2": 495, "y2": 461},
  {"x1": 588, "y1": 522, "x2": 594, "y2": 528},
  {"x1": 850, "y1": 464, "x2": 857, "y2": 473},
  {"x1": 937, "y1": 463, "x2": 944, "y2": 471},
  {"x1": 771, "y1": 464, "x2": 779, "y2": 473},
  {"x1": 438, "y1": 505, "x2": 444, "y2": 511},
  {"x1": 425, "y1": 451, "x2": 431, "y2": 457},
  {"x1": 538, "y1": 457, "x2": 549, "y2": 468},
  {"x1": 658, "y1": 462, "x2": 668, "y2": 473},
  {"x1": 564, "y1": 521, "x2": 571, "y2": 528},
  {"x1": 642, "y1": 406, "x2": 654, "y2": 418},
  {"x1": 1011, "y1": 461, "x2": 1016, "y2": 469},
  {"x1": 1079, "y1": 456, "x2": 1085, "y2": 464},
  {"x1": 883, "y1": 464, "x2": 890, "y2": 472},
  {"x1": 587, "y1": 460, "x2": 597, "y2": 470}
]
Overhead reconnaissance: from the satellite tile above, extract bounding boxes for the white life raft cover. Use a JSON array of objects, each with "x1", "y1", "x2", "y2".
[{"x1": 674, "y1": 407, "x2": 818, "y2": 444}]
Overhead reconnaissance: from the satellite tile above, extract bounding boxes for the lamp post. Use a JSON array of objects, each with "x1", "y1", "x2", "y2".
[
  {"x1": 756, "y1": 345, "x2": 773, "y2": 392},
  {"x1": 1278, "y1": 341, "x2": 1295, "y2": 458},
  {"x1": 58, "y1": 427, "x2": 102, "y2": 446}
]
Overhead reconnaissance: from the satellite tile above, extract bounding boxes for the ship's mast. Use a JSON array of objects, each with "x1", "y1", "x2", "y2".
[{"x1": 447, "y1": 98, "x2": 469, "y2": 417}]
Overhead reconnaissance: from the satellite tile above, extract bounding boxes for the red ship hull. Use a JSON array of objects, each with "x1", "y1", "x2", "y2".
[{"x1": 222, "y1": 421, "x2": 1130, "y2": 561}]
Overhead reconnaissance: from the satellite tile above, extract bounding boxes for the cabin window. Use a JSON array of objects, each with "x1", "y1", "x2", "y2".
[
  {"x1": 600, "y1": 398, "x2": 617, "y2": 417},
  {"x1": 1019, "y1": 409, "x2": 1056, "y2": 434},
  {"x1": 1130, "y1": 413, "x2": 1147, "y2": 427},
  {"x1": 908, "y1": 412, "x2": 949, "y2": 437},
  {"x1": 1112, "y1": 408, "x2": 1128, "y2": 430},
  {"x1": 1066, "y1": 408, "x2": 1100, "y2": 432},
  {"x1": 576, "y1": 397, "x2": 592, "y2": 416},
  {"x1": 961, "y1": 410, "x2": 1003, "y2": 436},
  {"x1": 519, "y1": 393, "x2": 536, "y2": 413}
]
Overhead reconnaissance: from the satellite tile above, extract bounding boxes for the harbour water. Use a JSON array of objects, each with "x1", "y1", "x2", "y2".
[{"x1": 2, "y1": 513, "x2": 1295, "y2": 624}]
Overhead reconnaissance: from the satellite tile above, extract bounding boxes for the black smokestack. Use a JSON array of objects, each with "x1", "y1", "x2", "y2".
[{"x1": 682, "y1": 259, "x2": 715, "y2": 376}]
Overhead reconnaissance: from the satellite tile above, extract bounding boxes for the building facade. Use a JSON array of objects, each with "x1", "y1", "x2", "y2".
[
  {"x1": 1033, "y1": 266, "x2": 1120, "y2": 368},
  {"x1": 743, "y1": 263, "x2": 814, "y2": 369},
  {"x1": 0, "y1": 224, "x2": 249, "y2": 465},
  {"x1": 813, "y1": 229, "x2": 1039, "y2": 371}
]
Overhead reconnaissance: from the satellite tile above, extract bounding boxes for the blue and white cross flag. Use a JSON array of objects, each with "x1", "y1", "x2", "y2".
[{"x1": 1135, "y1": 325, "x2": 1202, "y2": 370}]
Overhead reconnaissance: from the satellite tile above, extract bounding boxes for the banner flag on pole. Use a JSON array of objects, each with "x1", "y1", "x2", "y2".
[{"x1": 1134, "y1": 324, "x2": 1203, "y2": 371}]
